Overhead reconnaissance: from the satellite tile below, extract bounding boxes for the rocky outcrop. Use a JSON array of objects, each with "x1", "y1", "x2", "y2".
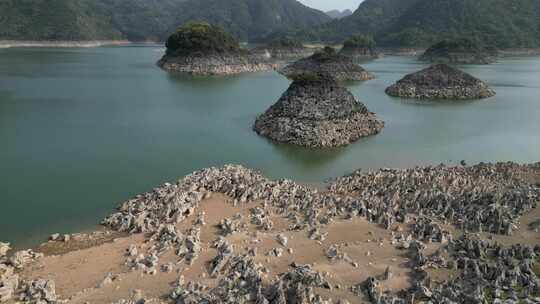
[
  {"x1": 157, "y1": 22, "x2": 276, "y2": 76},
  {"x1": 0, "y1": 243, "x2": 50, "y2": 303},
  {"x1": 158, "y1": 53, "x2": 276, "y2": 76},
  {"x1": 339, "y1": 35, "x2": 382, "y2": 59},
  {"x1": 253, "y1": 73, "x2": 384, "y2": 148},
  {"x1": 385, "y1": 64, "x2": 496, "y2": 100},
  {"x1": 420, "y1": 39, "x2": 498, "y2": 64},
  {"x1": 101, "y1": 161, "x2": 538, "y2": 303},
  {"x1": 280, "y1": 47, "x2": 374, "y2": 82}
]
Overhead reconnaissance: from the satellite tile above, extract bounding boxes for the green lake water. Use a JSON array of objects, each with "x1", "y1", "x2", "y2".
[{"x1": 0, "y1": 46, "x2": 539, "y2": 247}]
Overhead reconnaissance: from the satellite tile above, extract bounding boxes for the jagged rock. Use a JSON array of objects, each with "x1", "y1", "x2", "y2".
[
  {"x1": 98, "y1": 273, "x2": 116, "y2": 288},
  {"x1": 267, "y1": 248, "x2": 284, "y2": 257},
  {"x1": 276, "y1": 234, "x2": 288, "y2": 247},
  {"x1": 0, "y1": 264, "x2": 18, "y2": 303},
  {"x1": 19, "y1": 279, "x2": 57, "y2": 303},
  {"x1": 250, "y1": 207, "x2": 274, "y2": 231},
  {"x1": 254, "y1": 72, "x2": 384, "y2": 148},
  {"x1": 308, "y1": 228, "x2": 328, "y2": 242},
  {"x1": 330, "y1": 162, "x2": 539, "y2": 236},
  {"x1": 158, "y1": 22, "x2": 276, "y2": 76},
  {"x1": 96, "y1": 161, "x2": 539, "y2": 304},
  {"x1": 420, "y1": 39, "x2": 498, "y2": 64},
  {"x1": 9, "y1": 250, "x2": 43, "y2": 270},
  {"x1": 0, "y1": 243, "x2": 9, "y2": 259},
  {"x1": 126, "y1": 245, "x2": 138, "y2": 257},
  {"x1": 194, "y1": 212, "x2": 206, "y2": 226},
  {"x1": 325, "y1": 246, "x2": 342, "y2": 261},
  {"x1": 385, "y1": 64, "x2": 496, "y2": 100},
  {"x1": 382, "y1": 266, "x2": 393, "y2": 280},
  {"x1": 280, "y1": 47, "x2": 374, "y2": 82},
  {"x1": 219, "y1": 214, "x2": 245, "y2": 236}
]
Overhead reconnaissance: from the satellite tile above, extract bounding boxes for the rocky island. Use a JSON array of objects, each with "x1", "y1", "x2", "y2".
[
  {"x1": 0, "y1": 161, "x2": 538, "y2": 303},
  {"x1": 254, "y1": 72, "x2": 384, "y2": 148},
  {"x1": 339, "y1": 35, "x2": 382, "y2": 59},
  {"x1": 280, "y1": 47, "x2": 375, "y2": 82},
  {"x1": 420, "y1": 38, "x2": 498, "y2": 64},
  {"x1": 386, "y1": 64, "x2": 496, "y2": 100},
  {"x1": 252, "y1": 38, "x2": 316, "y2": 61},
  {"x1": 157, "y1": 22, "x2": 276, "y2": 76}
]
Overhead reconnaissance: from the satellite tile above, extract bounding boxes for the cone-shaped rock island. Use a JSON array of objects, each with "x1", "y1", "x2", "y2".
[
  {"x1": 254, "y1": 72, "x2": 384, "y2": 148},
  {"x1": 280, "y1": 47, "x2": 374, "y2": 82},
  {"x1": 386, "y1": 64, "x2": 496, "y2": 100}
]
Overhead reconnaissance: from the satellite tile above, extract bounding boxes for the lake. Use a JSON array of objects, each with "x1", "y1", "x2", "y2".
[{"x1": 0, "y1": 45, "x2": 539, "y2": 248}]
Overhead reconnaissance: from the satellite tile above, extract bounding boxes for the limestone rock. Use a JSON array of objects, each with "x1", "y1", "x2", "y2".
[
  {"x1": 385, "y1": 64, "x2": 496, "y2": 100},
  {"x1": 254, "y1": 72, "x2": 384, "y2": 148},
  {"x1": 9, "y1": 250, "x2": 43, "y2": 270},
  {"x1": 0, "y1": 243, "x2": 9, "y2": 258},
  {"x1": 280, "y1": 47, "x2": 374, "y2": 82}
]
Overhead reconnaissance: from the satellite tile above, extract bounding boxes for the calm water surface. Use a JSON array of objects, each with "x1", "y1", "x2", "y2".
[{"x1": 0, "y1": 46, "x2": 539, "y2": 247}]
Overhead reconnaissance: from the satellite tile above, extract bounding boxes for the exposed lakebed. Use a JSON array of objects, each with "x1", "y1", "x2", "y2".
[{"x1": 0, "y1": 46, "x2": 539, "y2": 247}]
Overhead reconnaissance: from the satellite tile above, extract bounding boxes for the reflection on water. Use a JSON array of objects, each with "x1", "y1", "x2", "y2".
[{"x1": 0, "y1": 46, "x2": 539, "y2": 247}]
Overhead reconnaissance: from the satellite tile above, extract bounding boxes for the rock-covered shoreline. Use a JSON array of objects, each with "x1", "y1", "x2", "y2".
[
  {"x1": 253, "y1": 73, "x2": 384, "y2": 148},
  {"x1": 386, "y1": 64, "x2": 496, "y2": 100},
  {"x1": 1, "y1": 161, "x2": 539, "y2": 303}
]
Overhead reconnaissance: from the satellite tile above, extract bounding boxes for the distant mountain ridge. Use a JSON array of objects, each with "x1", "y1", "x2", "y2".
[
  {"x1": 278, "y1": 0, "x2": 540, "y2": 48},
  {"x1": 0, "y1": 0, "x2": 330, "y2": 42},
  {"x1": 325, "y1": 9, "x2": 353, "y2": 19}
]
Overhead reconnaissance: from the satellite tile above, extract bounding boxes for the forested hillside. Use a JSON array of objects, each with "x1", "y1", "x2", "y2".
[
  {"x1": 0, "y1": 0, "x2": 330, "y2": 42},
  {"x1": 273, "y1": 0, "x2": 540, "y2": 48}
]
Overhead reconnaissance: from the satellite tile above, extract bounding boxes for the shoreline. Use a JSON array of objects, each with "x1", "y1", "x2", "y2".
[
  {"x1": 0, "y1": 162, "x2": 538, "y2": 303},
  {"x1": 0, "y1": 40, "x2": 134, "y2": 49}
]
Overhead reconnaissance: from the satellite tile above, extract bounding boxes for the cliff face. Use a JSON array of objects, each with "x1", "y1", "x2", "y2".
[
  {"x1": 420, "y1": 39, "x2": 498, "y2": 64},
  {"x1": 385, "y1": 64, "x2": 496, "y2": 100},
  {"x1": 158, "y1": 23, "x2": 276, "y2": 75},
  {"x1": 254, "y1": 73, "x2": 384, "y2": 148},
  {"x1": 280, "y1": 48, "x2": 375, "y2": 82}
]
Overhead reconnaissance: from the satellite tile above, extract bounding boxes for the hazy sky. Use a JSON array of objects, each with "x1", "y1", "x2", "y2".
[{"x1": 299, "y1": 0, "x2": 362, "y2": 11}]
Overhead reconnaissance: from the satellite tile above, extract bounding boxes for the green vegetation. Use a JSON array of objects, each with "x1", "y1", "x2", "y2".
[
  {"x1": 270, "y1": 0, "x2": 540, "y2": 48},
  {"x1": 0, "y1": 0, "x2": 330, "y2": 42},
  {"x1": 290, "y1": 72, "x2": 323, "y2": 83},
  {"x1": 168, "y1": 0, "x2": 331, "y2": 41},
  {"x1": 342, "y1": 35, "x2": 376, "y2": 49},
  {"x1": 165, "y1": 22, "x2": 243, "y2": 56},
  {"x1": 423, "y1": 38, "x2": 496, "y2": 54},
  {"x1": 311, "y1": 47, "x2": 338, "y2": 62},
  {"x1": 0, "y1": 0, "x2": 185, "y2": 41}
]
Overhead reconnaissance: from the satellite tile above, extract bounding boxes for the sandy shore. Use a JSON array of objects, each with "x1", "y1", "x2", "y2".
[{"x1": 1, "y1": 162, "x2": 539, "y2": 304}]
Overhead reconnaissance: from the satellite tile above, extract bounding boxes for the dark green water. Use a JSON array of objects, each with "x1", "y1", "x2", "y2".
[{"x1": 1, "y1": 46, "x2": 539, "y2": 247}]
